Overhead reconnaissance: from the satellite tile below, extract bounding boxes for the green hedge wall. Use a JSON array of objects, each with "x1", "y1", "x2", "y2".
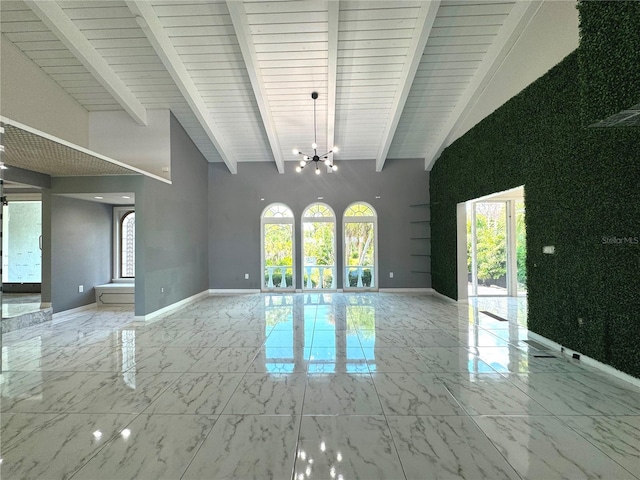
[
  {"x1": 578, "y1": 0, "x2": 640, "y2": 125},
  {"x1": 430, "y1": 51, "x2": 640, "y2": 378}
]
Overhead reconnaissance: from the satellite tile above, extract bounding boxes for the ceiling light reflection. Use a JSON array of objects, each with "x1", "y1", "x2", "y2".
[
  {"x1": 121, "y1": 428, "x2": 131, "y2": 440},
  {"x1": 93, "y1": 430, "x2": 102, "y2": 440}
]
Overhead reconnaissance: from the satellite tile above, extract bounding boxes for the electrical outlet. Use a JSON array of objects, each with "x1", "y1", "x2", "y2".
[
  {"x1": 78, "y1": 285, "x2": 83, "y2": 293},
  {"x1": 161, "y1": 287, "x2": 164, "y2": 293},
  {"x1": 389, "y1": 272, "x2": 394, "y2": 278},
  {"x1": 245, "y1": 273, "x2": 249, "y2": 280},
  {"x1": 577, "y1": 317, "x2": 584, "y2": 327}
]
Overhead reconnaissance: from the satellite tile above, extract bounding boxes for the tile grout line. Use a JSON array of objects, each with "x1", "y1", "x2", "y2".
[
  {"x1": 290, "y1": 304, "x2": 316, "y2": 480},
  {"x1": 548, "y1": 413, "x2": 640, "y2": 479},
  {"x1": 178, "y1": 316, "x2": 265, "y2": 479},
  {"x1": 352, "y1": 318, "x2": 411, "y2": 480},
  {"x1": 439, "y1": 378, "x2": 528, "y2": 480},
  {"x1": 56, "y1": 329, "x2": 179, "y2": 480}
]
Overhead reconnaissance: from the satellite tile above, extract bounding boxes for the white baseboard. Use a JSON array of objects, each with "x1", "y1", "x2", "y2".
[
  {"x1": 431, "y1": 289, "x2": 468, "y2": 304},
  {"x1": 135, "y1": 290, "x2": 209, "y2": 321},
  {"x1": 208, "y1": 289, "x2": 261, "y2": 295},
  {"x1": 295, "y1": 288, "x2": 344, "y2": 293},
  {"x1": 52, "y1": 302, "x2": 97, "y2": 322},
  {"x1": 378, "y1": 288, "x2": 433, "y2": 293},
  {"x1": 527, "y1": 331, "x2": 640, "y2": 389}
]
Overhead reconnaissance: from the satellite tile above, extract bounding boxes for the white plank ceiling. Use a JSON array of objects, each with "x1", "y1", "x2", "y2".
[{"x1": 1, "y1": 0, "x2": 541, "y2": 173}]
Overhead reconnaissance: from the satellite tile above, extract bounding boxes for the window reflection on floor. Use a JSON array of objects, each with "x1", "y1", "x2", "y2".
[
  {"x1": 261, "y1": 293, "x2": 374, "y2": 374},
  {"x1": 121, "y1": 329, "x2": 136, "y2": 389}
]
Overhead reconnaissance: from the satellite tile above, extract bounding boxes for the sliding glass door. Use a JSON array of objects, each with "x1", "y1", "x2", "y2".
[{"x1": 468, "y1": 199, "x2": 525, "y2": 297}]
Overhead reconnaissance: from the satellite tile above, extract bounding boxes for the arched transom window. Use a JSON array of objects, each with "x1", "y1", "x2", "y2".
[
  {"x1": 263, "y1": 204, "x2": 294, "y2": 218},
  {"x1": 345, "y1": 203, "x2": 375, "y2": 217},
  {"x1": 304, "y1": 203, "x2": 333, "y2": 218}
]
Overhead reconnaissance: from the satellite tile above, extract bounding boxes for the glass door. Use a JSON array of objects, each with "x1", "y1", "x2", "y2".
[
  {"x1": 262, "y1": 204, "x2": 295, "y2": 291},
  {"x1": 302, "y1": 204, "x2": 336, "y2": 290},
  {"x1": 343, "y1": 203, "x2": 377, "y2": 290},
  {"x1": 2, "y1": 201, "x2": 42, "y2": 285},
  {"x1": 468, "y1": 201, "x2": 508, "y2": 296},
  {"x1": 515, "y1": 201, "x2": 527, "y2": 295},
  {"x1": 467, "y1": 196, "x2": 526, "y2": 297}
]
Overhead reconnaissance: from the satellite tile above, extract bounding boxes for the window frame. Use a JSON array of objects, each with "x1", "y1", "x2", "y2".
[
  {"x1": 301, "y1": 202, "x2": 337, "y2": 291},
  {"x1": 342, "y1": 202, "x2": 378, "y2": 291},
  {"x1": 113, "y1": 206, "x2": 135, "y2": 281},
  {"x1": 261, "y1": 203, "x2": 296, "y2": 292}
]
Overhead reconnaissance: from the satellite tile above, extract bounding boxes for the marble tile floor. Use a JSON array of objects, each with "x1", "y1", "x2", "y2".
[{"x1": 1, "y1": 292, "x2": 639, "y2": 479}]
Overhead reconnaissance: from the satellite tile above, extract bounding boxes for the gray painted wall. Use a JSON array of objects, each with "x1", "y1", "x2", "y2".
[
  {"x1": 135, "y1": 114, "x2": 209, "y2": 315},
  {"x1": 51, "y1": 195, "x2": 112, "y2": 313},
  {"x1": 209, "y1": 159, "x2": 430, "y2": 290},
  {"x1": 48, "y1": 113, "x2": 210, "y2": 318},
  {"x1": 49, "y1": 175, "x2": 141, "y2": 309}
]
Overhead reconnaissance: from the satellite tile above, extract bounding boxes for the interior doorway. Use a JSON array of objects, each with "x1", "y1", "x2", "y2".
[
  {"x1": 465, "y1": 186, "x2": 526, "y2": 298},
  {"x1": 1, "y1": 186, "x2": 44, "y2": 319}
]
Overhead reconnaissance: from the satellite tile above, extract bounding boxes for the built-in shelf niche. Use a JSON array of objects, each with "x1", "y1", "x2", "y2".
[{"x1": 409, "y1": 203, "x2": 431, "y2": 276}]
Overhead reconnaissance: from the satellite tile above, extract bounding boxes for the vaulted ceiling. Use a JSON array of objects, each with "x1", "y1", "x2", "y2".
[{"x1": 1, "y1": 0, "x2": 559, "y2": 175}]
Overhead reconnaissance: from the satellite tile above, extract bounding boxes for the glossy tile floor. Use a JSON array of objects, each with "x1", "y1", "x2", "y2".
[{"x1": 1, "y1": 293, "x2": 639, "y2": 479}]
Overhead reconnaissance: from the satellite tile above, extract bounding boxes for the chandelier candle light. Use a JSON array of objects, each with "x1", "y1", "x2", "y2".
[{"x1": 294, "y1": 92, "x2": 338, "y2": 174}]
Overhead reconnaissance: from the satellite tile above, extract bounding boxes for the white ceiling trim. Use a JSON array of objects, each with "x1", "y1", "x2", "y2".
[
  {"x1": 1, "y1": 116, "x2": 170, "y2": 183},
  {"x1": 126, "y1": 0, "x2": 238, "y2": 174},
  {"x1": 23, "y1": 0, "x2": 148, "y2": 126},
  {"x1": 423, "y1": 0, "x2": 543, "y2": 171},
  {"x1": 374, "y1": 1, "x2": 440, "y2": 172},
  {"x1": 327, "y1": 0, "x2": 339, "y2": 172},
  {"x1": 226, "y1": 1, "x2": 284, "y2": 174}
]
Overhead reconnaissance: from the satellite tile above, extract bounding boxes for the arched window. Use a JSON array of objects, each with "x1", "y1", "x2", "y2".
[
  {"x1": 261, "y1": 203, "x2": 295, "y2": 291},
  {"x1": 302, "y1": 203, "x2": 336, "y2": 290},
  {"x1": 120, "y1": 211, "x2": 135, "y2": 278},
  {"x1": 343, "y1": 202, "x2": 377, "y2": 290}
]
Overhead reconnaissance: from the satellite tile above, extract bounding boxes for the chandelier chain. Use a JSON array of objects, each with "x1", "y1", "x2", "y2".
[{"x1": 293, "y1": 92, "x2": 337, "y2": 174}]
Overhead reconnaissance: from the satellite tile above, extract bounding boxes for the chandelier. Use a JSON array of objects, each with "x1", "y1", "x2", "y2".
[{"x1": 293, "y1": 92, "x2": 338, "y2": 174}]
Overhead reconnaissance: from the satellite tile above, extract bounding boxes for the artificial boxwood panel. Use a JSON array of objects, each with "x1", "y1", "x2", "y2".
[
  {"x1": 430, "y1": 51, "x2": 640, "y2": 378},
  {"x1": 578, "y1": 0, "x2": 640, "y2": 125}
]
